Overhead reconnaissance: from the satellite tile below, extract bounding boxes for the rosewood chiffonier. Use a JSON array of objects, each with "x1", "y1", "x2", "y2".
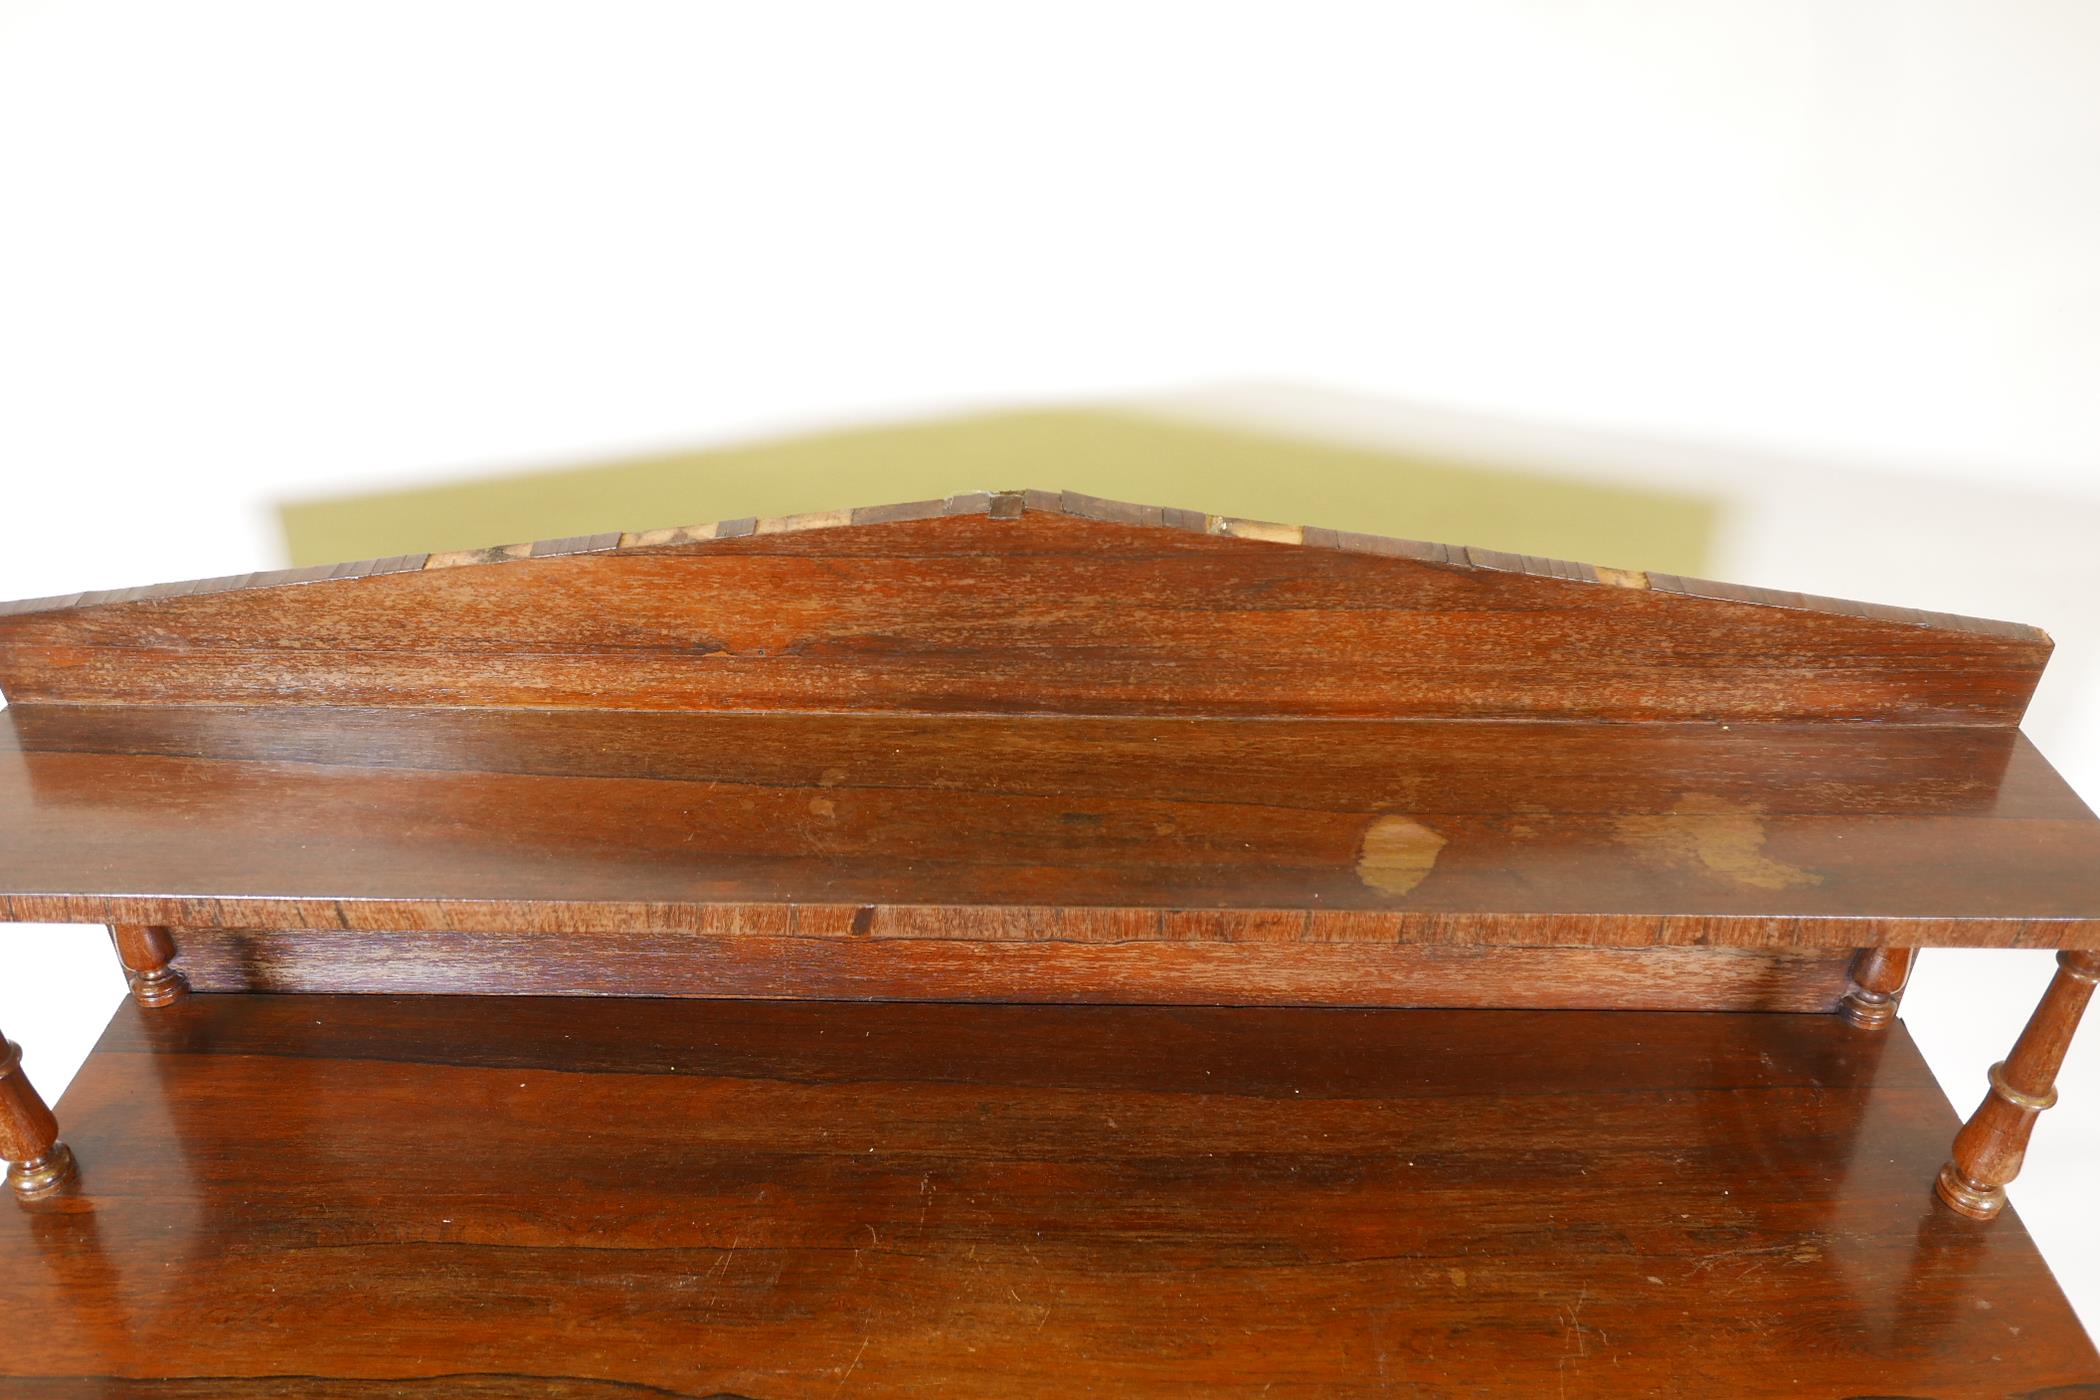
[{"x1": 0, "y1": 490, "x2": 2095, "y2": 1396}]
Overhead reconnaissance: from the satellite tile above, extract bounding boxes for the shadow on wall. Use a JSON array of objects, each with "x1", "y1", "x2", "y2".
[{"x1": 275, "y1": 405, "x2": 1722, "y2": 577}]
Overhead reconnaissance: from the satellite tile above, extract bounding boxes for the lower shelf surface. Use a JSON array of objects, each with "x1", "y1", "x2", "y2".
[{"x1": 1, "y1": 996, "x2": 2094, "y2": 1398}]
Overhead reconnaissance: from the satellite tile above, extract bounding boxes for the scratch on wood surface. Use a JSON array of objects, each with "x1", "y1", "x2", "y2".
[
  {"x1": 833, "y1": 1332, "x2": 871, "y2": 1396},
  {"x1": 1557, "y1": 1285, "x2": 1596, "y2": 1397},
  {"x1": 1686, "y1": 1240, "x2": 1821, "y2": 1291},
  {"x1": 693, "y1": 1231, "x2": 745, "y2": 1319}
]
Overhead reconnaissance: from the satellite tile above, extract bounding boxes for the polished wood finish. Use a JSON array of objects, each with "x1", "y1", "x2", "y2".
[
  {"x1": 2, "y1": 706, "x2": 2098, "y2": 950},
  {"x1": 0, "y1": 1028, "x2": 74, "y2": 1201},
  {"x1": 2, "y1": 493, "x2": 2097, "y2": 1384},
  {"x1": 0, "y1": 490, "x2": 2050, "y2": 723},
  {"x1": 1937, "y1": 949, "x2": 2100, "y2": 1220},
  {"x1": 1840, "y1": 945, "x2": 1916, "y2": 1029},
  {"x1": 1, "y1": 995, "x2": 2094, "y2": 1396},
  {"x1": 109, "y1": 925, "x2": 187, "y2": 1008},
  {"x1": 166, "y1": 928, "x2": 1856, "y2": 1010}
]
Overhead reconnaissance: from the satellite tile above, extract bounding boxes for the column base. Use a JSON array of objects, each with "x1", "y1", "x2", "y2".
[
  {"x1": 1934, "y1": 1161, "x2": 2005, "y2": 1220},
  {"x1": 1839, "y1": 990, "x2": 1900, "y2": 1030},
  {"x1": 6, "y1": 1141, "x2": 76, "y2": 1200},
  {"x1": 130, "y1": 966, "x2": 190, "y2": 1008}
]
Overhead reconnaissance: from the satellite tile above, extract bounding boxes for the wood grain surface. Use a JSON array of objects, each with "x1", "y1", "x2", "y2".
[
  {"x1": 2, "y1": 704, "x2": 2096, "y2": 948},
  {"x1": 1, "y1": 995, "x2": 2093, "y2": 1397},
  {"x1": 0, "y1": 491, "x2": 2051, "y2": 724},
  {"x1": 166, "y1": 928, "x2": 1857, "y2": 1010}
]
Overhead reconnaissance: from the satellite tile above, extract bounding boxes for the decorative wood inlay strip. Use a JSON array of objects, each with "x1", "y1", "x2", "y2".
[{"x1": 0, "y1": 488, "x2": 2045, "y2": 644}]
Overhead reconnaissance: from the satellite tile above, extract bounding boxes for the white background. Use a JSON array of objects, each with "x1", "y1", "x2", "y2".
[{"x1": 2, "y1": 0, "x2": 2097, "y2": 1342}]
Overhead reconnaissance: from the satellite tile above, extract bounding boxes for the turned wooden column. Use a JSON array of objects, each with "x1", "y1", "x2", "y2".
[
  {"x1": 111, "y1": 923, "x2": 188, "y2": 1007},
  {"x1": 0, "y1": 1028, "x2": 76, "y2": 1200},
  {"x1": 1841, "y1": 947, "x2": 1915, "y2": 1029},
  {"x1": 1936, "y1": 950, "x2": 2100, "y2": 1220}
]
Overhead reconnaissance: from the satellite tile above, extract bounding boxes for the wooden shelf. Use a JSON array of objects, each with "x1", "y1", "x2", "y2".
[
  {"x1": 3, "y1": 704, "x2": 2097, "y2": 949},
  {"x1": 3, "y1": 994, "x2": 2094, "y2": 1395},
  {"x1": 4, "y1": 491, "x2": 2097, "y2": 1389}
]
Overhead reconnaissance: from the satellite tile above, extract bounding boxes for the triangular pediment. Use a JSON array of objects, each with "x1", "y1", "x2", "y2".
[{"x1": 0, "y1": 489, "x2": 2048, "y2": 723}]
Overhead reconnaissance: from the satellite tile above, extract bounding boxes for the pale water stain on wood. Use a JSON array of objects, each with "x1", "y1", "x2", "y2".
[
  {"x1": 1613, "y1": 794, "x2": 1823, "y2": 891},
  {"x1": 1357, "y1": 816, "x2": 1448, "y2": 896}
]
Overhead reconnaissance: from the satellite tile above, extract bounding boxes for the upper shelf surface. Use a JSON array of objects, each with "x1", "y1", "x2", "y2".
[
  {"x1": 0, "y1": 489, "x2": 2052, "y2": 725},
  {"x1": 2, "y1": 703, "x2": 2096, "y2": 947}
]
